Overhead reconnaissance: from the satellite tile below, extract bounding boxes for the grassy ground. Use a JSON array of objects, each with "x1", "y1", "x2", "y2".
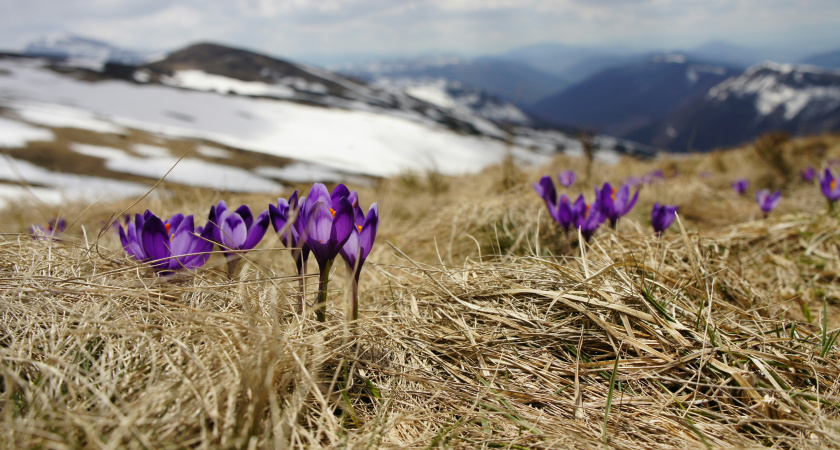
[{"x1": 2, "y1": 131, "x2": 840, "y2": 448}]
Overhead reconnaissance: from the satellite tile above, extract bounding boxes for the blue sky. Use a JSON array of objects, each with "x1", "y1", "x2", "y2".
[{"x1": 2, "y1": 0, "x2": 839, "y2": 63}]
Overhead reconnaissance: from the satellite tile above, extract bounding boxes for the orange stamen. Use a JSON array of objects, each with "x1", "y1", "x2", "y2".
[
  {"x1": 165, "y1": 223, "x2": 170, "y2": 234},
  {"x1": 611, "y1": 187, "x2": 617, "y2": 201},
  {"x1": 357, "y1": 224, "x2": 362, "y2": 233},
  {"x1": 329, "y1": 208, "x2": 336, "y2": 218}
]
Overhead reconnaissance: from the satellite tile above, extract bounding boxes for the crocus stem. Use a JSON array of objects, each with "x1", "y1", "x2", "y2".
[
  {"x1": 295, "y1": 255, "x2": 306, "y2": 314},
  {"x1": 316, "y1": 259, "x2": 332, "y2": 322},
  {"x1": 226, "y1": 256, "x2": 241, "y2": 279},
  {"x1": 351, "y1": 276, "x2": 359, "y2": 321}
]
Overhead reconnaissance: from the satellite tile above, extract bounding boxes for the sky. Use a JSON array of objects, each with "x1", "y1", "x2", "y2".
[{"x1": 2, "y1": 0, "x2": 840, "y2": 65}]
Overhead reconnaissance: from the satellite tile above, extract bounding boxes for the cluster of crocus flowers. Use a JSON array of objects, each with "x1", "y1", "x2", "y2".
[
  {"x1": 535, "y1": 176, "x2": 642, "y2": 242},
  {"x1": 755, "y1": 189, "x2": 782, "y2": 218},
  {"x1": 115, "y1": 183, "x2": 379, "y2": 323},
  {"x1": 118, "y1": 211, "x2": 214, "y2": 274},
  {"x1": 29, "y1": 218, "x2": 66, "y2": 240},
  {"x1": 651, "y1": 203, "x2": 678, "y2": 236},
  {"x1": 732, "y1": 179, "x2": 749, "y2": 195},
  {"x1": 820, "y1": 168, "x2": 840, "y2": 212},
  {"x1": 269, "y1": 183, "x2": 378, "y2": 322}
]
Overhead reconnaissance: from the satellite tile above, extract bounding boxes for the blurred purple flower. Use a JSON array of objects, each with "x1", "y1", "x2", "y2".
[
  {"x1": 755, "y1": 189, "x2": 781, "y2": 217},
  {"x1": 651, "y1": 203, "x2": 678, "y2": 236},
  {"x1": 576, "y1": 199, "x2": 605, "y2": 242},
  {"x1": 29, "y1": 218, "x2": 66, "y2": 240},
  {"x1": 118, "y1": 211, "x2": 213, "y2": 273},
  {"x1": 596, "y1": 182, "x2": 639, "y2": 228},
  {"x1": 624, "y1": 176, "x2": 644, "y2": 188},
  {"x1": 533, "y1": 176, "x2": 557, "y2": 209},
  {"x1": 732, "y1": 179, "x2": 749, "y2": 195},
  {"x1": 549, "y1": 194, "x2": 576, "y2": 235},
  {"x1": 820, "y1": 168, "x2": 840, "y2": 212},
  {"x1": 801, "y1": 166, "x2": 816, "y2": 183},
  {"x1": 557, "y1": 170, "x2": 577, "y2": 188}
]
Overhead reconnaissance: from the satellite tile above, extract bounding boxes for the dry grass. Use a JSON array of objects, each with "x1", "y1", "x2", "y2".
[{"x1": 2, "y1": 132, "x2": 840, "y2": 448}]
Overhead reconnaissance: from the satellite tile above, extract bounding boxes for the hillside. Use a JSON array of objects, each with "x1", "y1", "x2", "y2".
[{"x1": 2, "y1": 127, "x2": 840, "y2": 447}]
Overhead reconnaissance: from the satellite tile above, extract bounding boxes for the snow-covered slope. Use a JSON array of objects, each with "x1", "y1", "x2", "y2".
[
  {"x1": 0, "y1": 57, "x2": 545, "y2": 177},
  {"x1": 706, "y1": 62, "x2": 840, "y2": 120}
]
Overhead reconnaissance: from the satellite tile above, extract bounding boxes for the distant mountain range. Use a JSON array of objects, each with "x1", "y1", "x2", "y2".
[
  {"x1": 800, "y1": 48, "x2": 840, "y2": 69},
  {"x1": 338, "y1": 56, "x2": 569, "y2": 105},
  {"x1": 525, "y1": 54, "x2": 739, "y2": 137}
]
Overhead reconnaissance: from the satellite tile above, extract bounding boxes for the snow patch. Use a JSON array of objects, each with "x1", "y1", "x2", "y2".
[
  {"x1": 0, "y1": 117, "x2": 54, "y2": 147},
  {"x1": 161, "y1": 70, "x2": 296, "y2": 98},
  {"x1": 12, "y1": 102, "x2": 125, "y2": 134},
  {"x1": 0, "y1": 156, "x2": 150, "y2": 206},
  {"x1": 256, "y1": 163, "x2": 351, "y2": 184}
]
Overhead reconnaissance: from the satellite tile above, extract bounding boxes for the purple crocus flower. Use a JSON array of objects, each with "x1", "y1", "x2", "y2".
[
  {"x1": 755, "y1": 189, "x2": 781, "y2": 217},
  {"x1": 29, "y1": 218, "x2": 66, "y2": 240},
  {"x1": 557, "y1": 170, "x2": 576, "y2": 188},
  {"x1": 801, "y1": 166, "x2": 816, "y2": 183},
  {"x1": 596, "y1": 182, "x2": 639, "y2": 228},
  {"x1": 533, "y1": 175, "x2": 557, "y2": 209},
  {"x1": 339, "y1": 201, "x2": 379, "y2": 321},
  {"x1": 574, "y1": 196, "x2": 605, "y2": 242},
  {"x1": 732, "y1": 179, "x2": 749, "y2": 195},
  {"x1": 118, "y1": 211, "x2": 214, "y2": 273},
  {"x1": 208, "y1": 201, "x2": 270, "y2": 276},
  {"x1": 208, "y1": 201, "x2": 270, "y2": 257},
  {"x1": 820, "y1": 168, "x2": 840, "y2": 212},
  {"x1": 549, "y1": 194, "x2": 576, "y2": 235},
  {"x1": 304, "y1": 183, "x2": 355, "y2": 321},
  {"x1": 651, "y1": 203, "x2": 678, "y2": 236}
]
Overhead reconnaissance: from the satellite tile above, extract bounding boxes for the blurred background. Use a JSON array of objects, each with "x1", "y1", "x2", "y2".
[{"x1": 1, "y1": 0, "x2": 840, "y2": 207}]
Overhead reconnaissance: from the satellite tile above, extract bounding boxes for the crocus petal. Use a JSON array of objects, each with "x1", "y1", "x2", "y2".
[
  {"x1": 141, "y1": 215, "x2": 171, "y2": 269},
  {"x1": 305, "y1": 202, "x2": 334, "y2": 267},
  {"x1": 242, "y1": 210, "x2": 269, "y2": 250},
  {"x1": 533, "y1": 176, "x2": 557, "y2": 207},
  {"x1": 235, "y1": 204, "x2": 254, "y2": 229},
  {"x1": 339, "y1": 228, "x2": 360, "y2": 271},
  {"x1": 330, "y1": 196, "x2": 355, "y2": 259},
  {"x1": 359, "y1": 203, "x2": 379, "y2": 259},
  {"x1": 220, "y1": 212, "x2": 247, "y2": 250},
  {"x1": 623, "y1": 188, "x2": 640, "y2": 215},
  {"x1": 331, "y1": 184, "x2": 351, "y2": 205},
  {"x1": 305, "y1": 183, "x2": 331, "y2": 213}
]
